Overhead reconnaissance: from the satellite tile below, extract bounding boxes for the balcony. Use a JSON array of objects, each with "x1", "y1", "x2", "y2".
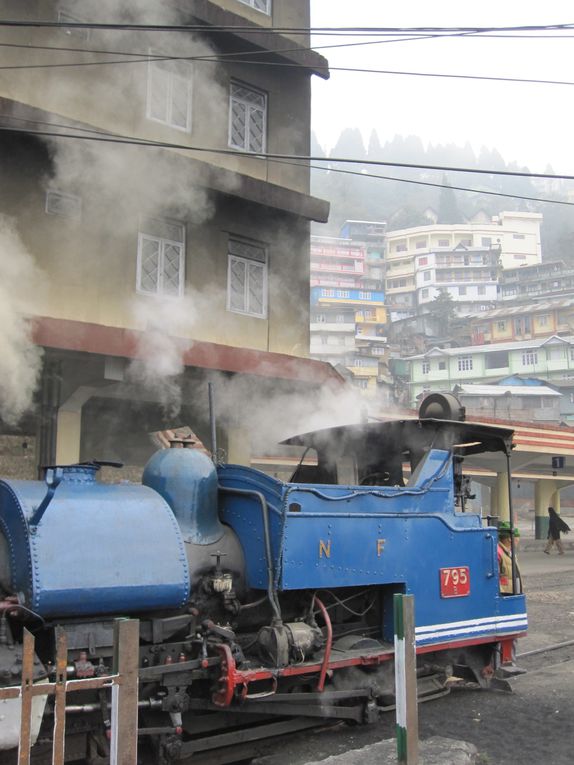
[
  {"x1": 311, "y1": 262, "x2": 365, "y2": 274},
  {"x1": 310, "y1": 323, "x2": 356, "y2": 333},
  {"x1": 355, "y1": 334, "x2": 388, "y2": 343},
  {"x1": 348, "y1": 366, "x2": 379, "y2": 376},
  {"x1": 311, "y1": 278, "x2": 361, "y2": 289},
  {"x1": 310, "y1": 247, "x2": 365, "y2": 261},
  {"x1": 309, "y1": 346, "x2": 349, "y2": 357}
]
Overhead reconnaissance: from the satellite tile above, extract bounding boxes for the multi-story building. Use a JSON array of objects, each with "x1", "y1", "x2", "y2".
[
  {"x1": 338, "y1": 220, "x2": 386, "y2": 289},
  {"x1": 415, "y1": 245, "x2": 499, "y2": 315},
  {"x1": 310, "y1": 286, "x2": 386, "y2": 394},
  {"x1": 385, "y1": 211, "x2": 543, "y2": 320},
  {"x1": 310, "y1": 223, "x2": 387, "y2": 397},
  {"x1": 310, "y1": 236, "x2": 366, "y2": 290},
  {"x1": 498, "y1": 260, "x2": 574, "y2": 302},
  {"x1": 404, "y1": 335, "x2": 574, "y2": 416},
  {"x1": 467, "y1": 299, "x2": 574, "y2": 346},
  {"x1": 0, "y1": 0, "x2": 342, "y2": 477}
]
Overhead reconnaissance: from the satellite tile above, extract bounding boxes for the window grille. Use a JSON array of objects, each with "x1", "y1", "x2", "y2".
[
  {"x1": 45, "y1": 190, "x2": 82, "y2": 219},
  {"x1": 522, "y1": 351, "x2": 538, "y2": 366},
  {"x1": 237, "y1": 0, "x2": 271, "y2": 13},
  {"x1": 227, "y1": 238, "x2": 267, "y2": 318},
  {"x1": 229, "y1": 83, "x2": 267, "y2": 153},
  {"x1": 457, "y1": 356, "x2": 473, "y2": 372},
  {"x1": 147, "y1": 58, "x2": 193, "y2": 132},
  {"x1": 137, "y1": 218, "x2": 185, "y2": 297}
]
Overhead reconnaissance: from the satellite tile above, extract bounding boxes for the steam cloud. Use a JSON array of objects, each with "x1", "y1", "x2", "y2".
[
  {"x1": 127, "y1": 296, "x2": 196, "y2": 417},
  {"x1": 0, "y1": 218, "x2": 44, "y2": 425},
  {"x1": 209, "y1": 373, "x2": 373, "y2": 455}
]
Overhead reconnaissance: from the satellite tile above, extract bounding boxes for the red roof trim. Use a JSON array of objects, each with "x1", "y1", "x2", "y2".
[{"x1": 31, "y1": 316, "x2": 345, "y2": 386}]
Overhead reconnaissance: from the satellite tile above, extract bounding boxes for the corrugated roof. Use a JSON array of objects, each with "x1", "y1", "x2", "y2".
[
  {"x1": 455, "y1": 384, "x2": 561, "y2": 398},
  {"x1": 406, "y1": 334, "x2": 574, "y2": 359},
  {"x1": 467, "y1": 297, "x2": 574, "y2": 320}
]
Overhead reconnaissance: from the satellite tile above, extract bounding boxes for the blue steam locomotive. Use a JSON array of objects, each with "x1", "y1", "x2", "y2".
[{"x1": 0, "y1": 395, "x2": 526, "y2": 763}]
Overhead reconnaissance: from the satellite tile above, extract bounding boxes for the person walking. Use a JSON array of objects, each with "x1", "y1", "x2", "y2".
[{"x1": 544, "y1": 506, "x2": 571, "y2": 555}]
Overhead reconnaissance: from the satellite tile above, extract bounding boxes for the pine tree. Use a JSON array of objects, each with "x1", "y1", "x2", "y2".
[
  {"x1": 427, "y1": 289, "x2": 457, "y2": 337},
  {"x1": 437, "y1": 176, "x2": 462, "y2": 224}
]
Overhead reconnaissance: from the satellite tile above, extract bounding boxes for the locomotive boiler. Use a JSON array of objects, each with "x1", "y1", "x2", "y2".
[{"x1": 0, "y1": 397, "x2": 527, "y2": 764}]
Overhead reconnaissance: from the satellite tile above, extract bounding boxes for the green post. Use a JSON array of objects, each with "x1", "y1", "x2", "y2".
[{"x1": 394, "y1": 594, "x2": 419, "y2": 764}]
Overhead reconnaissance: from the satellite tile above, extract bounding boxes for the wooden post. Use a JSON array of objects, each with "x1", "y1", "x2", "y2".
[
  {"x1": 17, "y1": 629, "x2": 35, "y2": 765},
  {"x1": 394, "y1": 594, "x2": 419, "y2": 764},
  {"x1": 110, "y1": 619, "x2": 140, "y2": 765},
  {"x1": 52, "y1": 628, "x2": 68, "y2": 765}
]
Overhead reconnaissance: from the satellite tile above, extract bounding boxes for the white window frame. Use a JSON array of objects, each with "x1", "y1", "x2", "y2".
[
  {"x1": 458, "y1": 356, "x2": 473, "y2": 372},
  {"x1": 422, "y1": 361, "x2": 431, "y2": 374},
  {"x1": 237, "y1": 0, "x2": 272, "y2": 14},
  {"x1": 522, "y1": 351, "x2": 538, "y2": 366},
  {"x1": 229, "y1": 82, "x2": 267, "y2": 153},
  {"x1": 146, "y1": 55, "x2": 193, "y2": 133},
  {"x1": 45, "y1": 189, "x2": 82, "y2": 219},
  {"x1": 136, "y1": 219, "x2": 185, "y2": 298},
  {"x1": 227, "y1": 238, "x2": 268, "y2": 319}
]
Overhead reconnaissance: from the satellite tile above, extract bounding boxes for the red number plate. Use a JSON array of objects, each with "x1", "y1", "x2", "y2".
[{"x1": 440, "y1": 566, "x2": 470, "y2": 598}]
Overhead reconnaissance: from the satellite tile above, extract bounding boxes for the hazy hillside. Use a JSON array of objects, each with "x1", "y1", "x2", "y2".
[{"x1": 311, "y1": 130, "x2": 574, "y2": 261}]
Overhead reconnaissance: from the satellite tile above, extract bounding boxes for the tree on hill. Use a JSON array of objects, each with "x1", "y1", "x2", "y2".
[
  {"x1": 426, "y1": 289, "x2": 457, "y2": 337},
  {"x1": 437, "y1": 176, "x2": 462, "y2": 224}
]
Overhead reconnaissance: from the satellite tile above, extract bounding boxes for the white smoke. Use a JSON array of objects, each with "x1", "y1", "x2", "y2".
[
  {"x1": 210, "y1": 373, "x2": 371, "y2": 454},
  {"x1": 0, "y1": 218, "x2": 44, "y2": 425}
]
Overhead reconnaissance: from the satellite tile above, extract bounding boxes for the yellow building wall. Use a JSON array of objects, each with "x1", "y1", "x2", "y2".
[
  {"x1": 533, "y1": 313, "x2": 557, "y2": 334},
  {"x1": 0, "y1": 145, "x2": 310, "y2": 357},
  {"x1": 490, "y1": 320, "x2": 513, "y2": 342},
  {"x1": 0, "y1": 1, "x2": 311, "y2": 196}
]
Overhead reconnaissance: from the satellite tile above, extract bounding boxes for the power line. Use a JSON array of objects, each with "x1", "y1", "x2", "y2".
[
  {"x1": 0, "y1": 33, "x2": 465, "y2": 74},
  {"x1": 302, "y1": 162, "x2": 574, "y2": 207},
  {"x1": 1, "y1": 42, "x2": 573, "y2": 89},
  {"x1": 1, "y1": 117, "x2": 571, "y2": 207},
  {"x1": 1, "y1": 122, "x2": 574, "y2": 182},
  {"x1": 0, "y1": 20, "x2": 573, "y2": 33}
]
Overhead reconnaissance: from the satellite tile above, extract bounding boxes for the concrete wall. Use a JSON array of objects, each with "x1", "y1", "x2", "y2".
[
  {"x1": 0, "y1": 135, "x2": 310, "y2": 355},
  {"x1": 0, "y1": 0, "x2": 312, "y2": 196}
]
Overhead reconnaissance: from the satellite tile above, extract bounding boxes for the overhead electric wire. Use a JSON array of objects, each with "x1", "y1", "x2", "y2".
[
  {"x1": 0, "y1": 31, "x2": 489, "y2": 74},
  {"x1": 1, "y1": 115, "x2": 571, "y2": 206},
  {"x1": 1, "y1": 42, "x2": 574, "y2": 89},
  {"x1": 0, "y1": 20, "x2": 573, "y2": 33},
  {"x1": 0, "y1": 117, "x2": 574, "y2": 206},
  {"x1": 301, "y1": 161, "x2": 574, "y2": 208},
  {"x1": 3, "y1": 122, "x2": 574, "y2": 182}
]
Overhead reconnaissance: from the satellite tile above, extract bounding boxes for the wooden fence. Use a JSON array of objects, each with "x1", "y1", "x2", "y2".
[{"x1": 0, "y1": 619, "x2": 139, "y2": 765}]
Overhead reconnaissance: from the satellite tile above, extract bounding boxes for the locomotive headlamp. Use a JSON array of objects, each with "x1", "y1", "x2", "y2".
[{"x1": 419, "y1": 392, "x2": 466, "y2": 422}]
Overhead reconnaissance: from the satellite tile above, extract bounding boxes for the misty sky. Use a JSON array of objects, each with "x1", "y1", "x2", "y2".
[{"x1": 310, "y1": 0, "x2": 574, "y2": 173}]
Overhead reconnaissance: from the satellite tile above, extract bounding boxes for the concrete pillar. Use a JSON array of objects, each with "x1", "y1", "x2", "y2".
[
  {"x1": 55, "y1": 409, "x2": 83, "y2": 464},
  {"x1": 495, "y1": 471, "x2": 510, "y2": 524},
  {"x1": 534, "y1": 479, "x2": 561, "y2": 540},
  {"x1": 490, "y1": 483, "x2": 498, "y2": 520},
  {"x1": 225, "y1": 427, "x2": 251, "y2": 467},
  {"x1": 55, "y1": 387, "x2": 97, "y2": 465}
]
